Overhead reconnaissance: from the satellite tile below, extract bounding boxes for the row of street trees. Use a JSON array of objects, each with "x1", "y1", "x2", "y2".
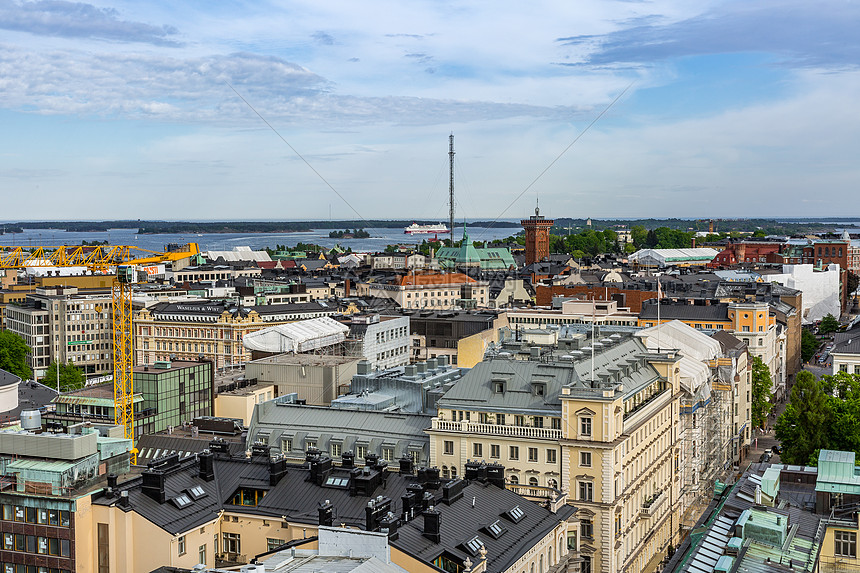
[{"x1": 0, "y1": 331, "x2": 85, "y2": 391}]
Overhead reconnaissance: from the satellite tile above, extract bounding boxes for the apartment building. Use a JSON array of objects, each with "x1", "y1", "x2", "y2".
[
  {"x1": 89, "y1": 446, "x2": 576, "y2": 573},
  {"x1": 358, "y1": 272, "x2": 490, "y2": 310},
  {"x1": 134, "y1": 301, "x2": 338, "y2": 368},
  {"x1": 0, "y1": 422, "x2": 132, "y2": 573},
  {"x1": 639, "y1": 299, "x2": 787, "y2": 400},
  {"x1": 508, "y1": 298, "x2": 639, "y2": 329},
  {"x1": 5, "y1": 287, "x2": 113, "y2": 379},
  {"x1": 428, "y1": 333, "x2": 684, "y2": 573}
]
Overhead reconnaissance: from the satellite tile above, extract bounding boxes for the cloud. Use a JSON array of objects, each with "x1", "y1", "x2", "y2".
[
  {"x1": 560, "y1": 1, "x2": 860, "y2": 70},
  {"x1": 0, "y1": 0, "x2": 182, "y2": 46},
  {"x1": 0, "y1": 43, "x2": 589, "y2": 126},
  {"x1": 312, "y1": 31, "x2": 334, "y2": 45}
]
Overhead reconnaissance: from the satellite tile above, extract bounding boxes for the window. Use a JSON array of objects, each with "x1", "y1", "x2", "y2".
[
  {"x1": 479, "y1": 412, "x2": 490, "y2": 424},
  {"x1": 547, "y1": 449, "x2": 557, "y2": 463},
  {"x1": 331, "y1": 442, "x2": 342, "y2": 457},
  {"x1": 281, "y1": 438, "x2": 292, "y2": 452},
  {"x1": 515, "y1": 415, "x2": 525, "y2": 427},
  {"x1": 579, "y1": 481, "x2": 593, "y2": 501},
  {"x1": 223, "y1": 532, "x2": 241, "y2": 555},
  {"x1": 581, "y1": 417, "x2": 592, "y2": 436},
  {"x1": 496, "y1": 413, "x2": 505, "y2": 425},
  {"x1": 267, "y1": 538, "x2": 285, "y2": 551},
  {"x1": 473, "y1": 443, "x2": 483, "y2": 457},
  {"x1": 444, "y1": 441, "x2": 454, "y2": 455},
  {"x1": 581, "y1": 519, "x2": 594, "y2": 539},
  {"x1": 178, "y1": 535, "x2": 186, "y2": 556},
  {"x1": 382, "y1": 447, "x2": 394, "y2": 461},
  {"x1": 510, "y1": 446, "x2": 519, "y2": 460},
  {"x1": 199, "y1": 544, "x2": 206, "y2": 564},
  {"x1": 551, "y1": 417, "x2": 561, "y2": 430},
  {"x1": 835, "y1": 531, "x2": 857, "y2": 557},
  {"x1": 356, "y1": 445, "x2": 367, "y2": 459},
  {"x1": 528, "y1": 447, "x2": 539, "y2": 462},
  {"x1": 491, "y1": 444, "x2": 500, "y2": 459},
  {"x1": 533, "y1": 416, "x2": 544, "y2": 428},
  {"x1": 529, "y1": 476, "x2": 539, "y2": 486},
  {"x1": 581, "y1": 451, "x2": 592, "y2": 466}
]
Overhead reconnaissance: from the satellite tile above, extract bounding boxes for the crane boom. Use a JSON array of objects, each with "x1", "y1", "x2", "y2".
[{"x1": 0, "y1": 243, "x2": 200, "y2": 462}]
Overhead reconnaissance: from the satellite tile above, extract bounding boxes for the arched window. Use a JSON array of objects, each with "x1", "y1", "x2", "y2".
[
  {"x1": 529, "y1": 477, "x2": 539, "y2": 486},
  {"x1": 509, "y1": 475, "x2": 519, "y2": 484},
  {"x1": 441, "y1": 466, "x2": 449, "y2": 479},
  {"x1": 540, "y1": 555, "x2": 544, "y2": 573},
  {"x1": 548, "y1": 478, "x2": 558, "y2": 489}
]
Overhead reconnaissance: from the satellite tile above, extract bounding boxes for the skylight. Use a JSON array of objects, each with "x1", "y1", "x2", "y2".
[
  {"x1": 484, "y1": 520, "x2": 506, "y2": 539},
  {"x1": 172, "y1": 494, "x2": 192, "y2": 509},
  {"x1": 324, "y1": 476, "x2": 350, "y2": 488},
  {"x1": 463, "y1": 535, "x2": 485, "y2": 557},
  {"x1": 187, "y1": 485, "x2": 208, "y2": 500},
  {"x1": 504, "y1": 505, "x2": 525, "y2": 523}
]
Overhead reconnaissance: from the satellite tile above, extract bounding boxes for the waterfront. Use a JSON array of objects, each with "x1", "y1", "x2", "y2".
[{"x1": 0, "y1": 225, "x2": 520, "y2": 254}]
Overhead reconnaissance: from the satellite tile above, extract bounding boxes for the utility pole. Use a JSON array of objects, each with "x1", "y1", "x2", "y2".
[{"x1": 448, "y1": 134, "x2": 455, "y2": 246}]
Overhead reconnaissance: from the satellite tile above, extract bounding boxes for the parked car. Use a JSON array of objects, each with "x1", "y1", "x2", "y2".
[{"x1": 759, "y1": 451, "x2": 772, "y2": 463}]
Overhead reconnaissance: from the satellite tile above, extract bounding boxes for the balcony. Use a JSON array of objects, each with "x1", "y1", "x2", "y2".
[
  {"x1": 506, "y1": 484, "x2": 568, "y2": 511},
  {"x1": 431, "y1": 419, "x2": 562, "y2": 440},
  {"x1": 640, "y1": 489, "x2": 666, "y2": 518}
]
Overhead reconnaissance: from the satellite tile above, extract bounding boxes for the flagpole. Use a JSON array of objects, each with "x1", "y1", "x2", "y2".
[{"x1": 656, "y1": 278, "x2": 661, "y2": 352}]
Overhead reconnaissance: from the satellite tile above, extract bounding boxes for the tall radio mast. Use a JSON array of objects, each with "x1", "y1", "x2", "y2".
[{"x1": 448, "y1": 134, "x2": 455, "y2": 242}]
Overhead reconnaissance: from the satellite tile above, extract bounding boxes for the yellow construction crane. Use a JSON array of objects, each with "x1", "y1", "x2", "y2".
[{"x1": 0, "y1": 243, "x2": 200, "y2": 461}]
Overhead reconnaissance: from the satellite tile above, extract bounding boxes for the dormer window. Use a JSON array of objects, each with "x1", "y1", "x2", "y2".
[
  {"x1": 493, "y1": 379, "x2": 506, "y2": 394},
  {"x1": 581, "y1": 417, "x2": 592, "y2": 437},
  {"x1": 532, "y1": 382, "x2": 546, "y2": 396}
]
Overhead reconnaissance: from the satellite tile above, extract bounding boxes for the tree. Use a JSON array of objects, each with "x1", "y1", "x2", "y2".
[
  {"x1": 630, "y1": 225, "x2": 648, "y2": 248},
  {"x1": 819, "y1": 314, "x2": 840, "y2": 335},
  {"x1": 0, "y1": 331, "x2": 32, "y2": 381},
  {"x1": 41, "y1": 361, "x2": 85, "y2": 393},
  {"x1": 751, "y1": 356, "x2": 772, "y2": 429},
  {"x1": 801, "y1": 329, "x2": 820, "y2": 363},
  {"x1": 775, "y1": 370, "x2": 829, "y2": 464}
]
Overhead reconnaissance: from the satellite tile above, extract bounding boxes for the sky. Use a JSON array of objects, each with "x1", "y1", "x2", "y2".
[{"x1": 2, "y1": 0, "x2": 860, "y2": 222}]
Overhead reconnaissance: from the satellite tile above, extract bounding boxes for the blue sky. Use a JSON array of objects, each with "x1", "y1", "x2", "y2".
[{"x1": 1, "y1": 0, "x2": 859, "y2": 221}]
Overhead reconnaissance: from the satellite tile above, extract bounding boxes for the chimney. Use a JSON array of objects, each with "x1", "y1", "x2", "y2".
[
  {"x1": 118, "y1": 490, "x2": 130, "y2": 508},
  {"x1": 345, "y1": 279, "x2": 351, "y2": 297},
  {"x1": 342, "y1": 451, "x2": 355, "y2": 469},
  {"x1": 399, "y1": 456, "x2": 414, "y2": 476},
  {"x1": 107, "y1": 474, "x2": 118, "y2": 489},
  {"x1": 485, "y1": 463, "x2": 506, "y2": 488},
  {"x1": 318, "y1": 500, "x2": 333, "y2": 527},
  {"x1": 366, "y1": 496, "x2": 392, "y2": 532},
  {"x1": 423, "y1": 507, "x2": 441, "y2": 543},
  {"x1": 269, "y1": 455, "x2": 288, "y2": 486},
  {"x1": 379, "y1": 512, "x2": 400, "y2": 541},
  {"x1": 198, "y1": 450, "x2": 215, "y2": 482},
  {"x1": 141, "y1": 470, "x2": 166, "y2": 504},
  {"x1": 442, "y1": 479, "x2": 466, "y2": 505},
  {"x1": 401, "y1": 491, "x2": 416, "y2": 521}
]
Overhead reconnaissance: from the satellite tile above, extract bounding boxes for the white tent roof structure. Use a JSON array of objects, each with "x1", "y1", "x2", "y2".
[
  {"x1": 204, "y1": 246, "x2": 272, "y2": 263},
  {"x1": 243, "y1": 316, "x2": 349, "y2": 354},
  {"x1": 635, "y1": 320, "x2": 721, "y2": 394}
]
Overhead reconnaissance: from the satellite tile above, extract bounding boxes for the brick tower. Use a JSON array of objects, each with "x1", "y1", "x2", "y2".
[{"x1": 521, "y1": 206, "x2": 554, "y2": 265}]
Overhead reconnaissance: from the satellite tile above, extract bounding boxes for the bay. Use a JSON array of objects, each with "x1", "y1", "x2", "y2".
[{"x1": 0, "y1": 225, "x2": 521, "y2": 254}]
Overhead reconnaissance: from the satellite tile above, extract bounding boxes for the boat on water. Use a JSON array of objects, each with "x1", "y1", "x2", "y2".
[{"x1": 404, "y1": 223, "x2": 450, "y2": 235}]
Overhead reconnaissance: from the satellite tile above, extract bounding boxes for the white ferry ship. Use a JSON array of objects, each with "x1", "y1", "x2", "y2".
[{"x1": 404, "y1": 223, "x2": 450, "y2": 235}]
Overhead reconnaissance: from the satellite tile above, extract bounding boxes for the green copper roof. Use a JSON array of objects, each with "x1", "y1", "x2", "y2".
[{"x1": 816, "y1": 449, "x2": 860, "y2": 494}]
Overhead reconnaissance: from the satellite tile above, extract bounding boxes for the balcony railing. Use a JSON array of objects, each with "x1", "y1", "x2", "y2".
[
  {"x1": 506, "y1": 484, "x2": 568, "y2": 511},
  {"x1": 640, "y1": 489, "x2": 666, "y2": 518},
  {"x1": 431, "y1": 419, "x2": 562, "y2": 440}
]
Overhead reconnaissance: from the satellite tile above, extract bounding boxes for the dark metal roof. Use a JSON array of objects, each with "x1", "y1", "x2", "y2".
[{"x1": 99, "y1": 451, "x2": 574, "y2": 572}]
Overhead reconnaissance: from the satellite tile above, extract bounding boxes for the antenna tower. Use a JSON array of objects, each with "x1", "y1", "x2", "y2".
[{"x1": 448, "y1": 134, "x2": 455, "y2": 243}]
